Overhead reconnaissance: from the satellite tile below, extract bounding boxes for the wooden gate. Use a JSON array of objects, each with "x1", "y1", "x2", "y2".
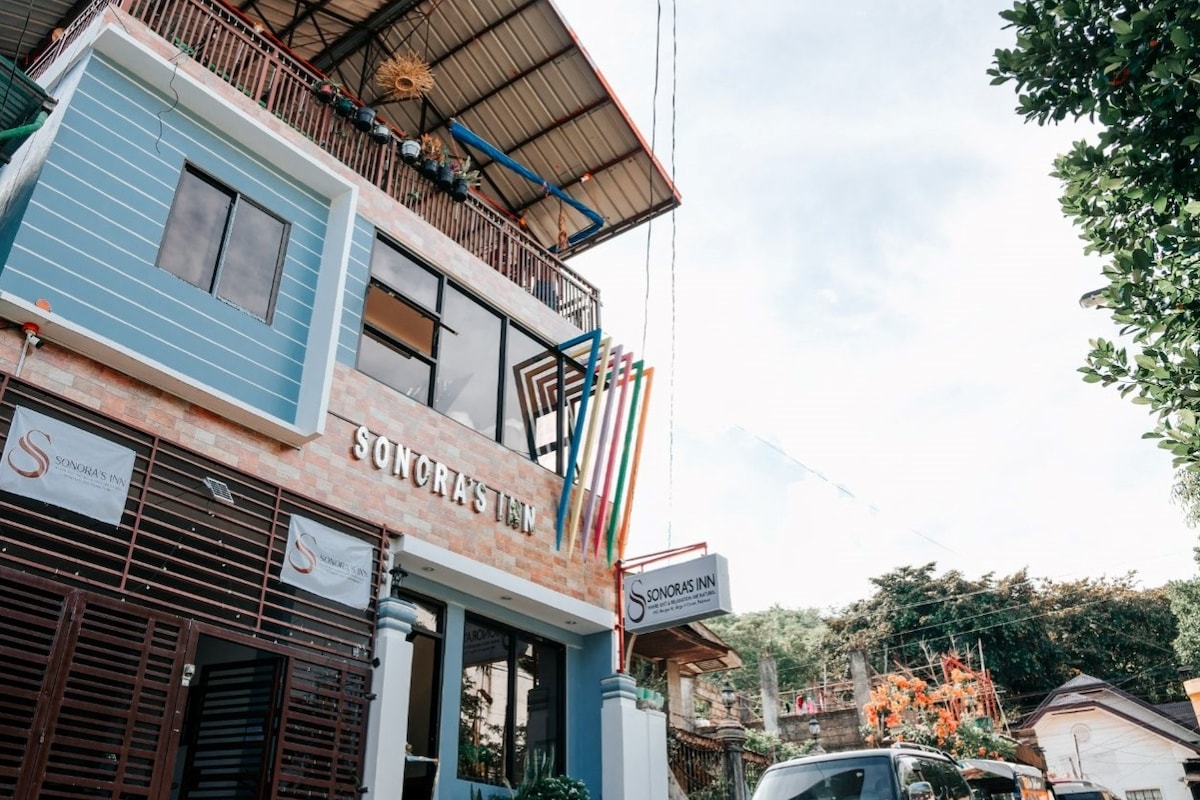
[{"x1": 0, "y1": 571, "x2": 189, "y2": 799}]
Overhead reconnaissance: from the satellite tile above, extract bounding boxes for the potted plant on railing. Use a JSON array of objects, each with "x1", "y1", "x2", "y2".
[
  {"x1": 419, "y1": 134, "x2": 444, "y2": 181},
  {"x1": 450, "y1": 158, "x2": 481, "y2": 202},
  {"x1": 370, "y1": 119, "x2": 395, "y2": 145},
  {"x1": 333, "y1": 92, "x2": 357, "y2": 118},
  {"x1": 400, "y1": 137, "x2": 422, "y2": 163},
  {"x1": 312, "y1": 79, "x2": 339, "y2": 105},
  {"x1": 353, "y1": 105, "x2": 377, "y2": 132},
  {"x1": 436, "y1": 156, "x2": 457, "y2": 190}
]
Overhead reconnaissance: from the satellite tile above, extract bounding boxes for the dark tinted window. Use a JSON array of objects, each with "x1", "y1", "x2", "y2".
[
  {"x1": 751, "y1": 756, "x2": 894, "y2": 800},
  {"x1": 157, "y1": 166, "x2": 288, "y2": 322}
]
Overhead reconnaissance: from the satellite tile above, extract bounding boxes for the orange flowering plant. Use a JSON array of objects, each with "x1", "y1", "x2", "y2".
[{"x1": 861, "y1": 670, "x2": 1016, "y2": 761}]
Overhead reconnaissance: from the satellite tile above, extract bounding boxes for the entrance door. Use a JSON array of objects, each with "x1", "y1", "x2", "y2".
[
  {"x1": 177, "y1": 656, "x2": 285, "y2": 799},
  {"x1": 1, "y1": 574, "x2": 189, "y2": 799}
]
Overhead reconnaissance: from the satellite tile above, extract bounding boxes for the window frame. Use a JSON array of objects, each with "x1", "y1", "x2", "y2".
[
  {"x1": 156, "y1": 163, "x2": 289, "y2": 323},
  {"x1": 457, "y1": 613, "x2": 565, "y2": 786},
  {"x1": 358, "y1": 235, "x2": 577, "y2": 474}
]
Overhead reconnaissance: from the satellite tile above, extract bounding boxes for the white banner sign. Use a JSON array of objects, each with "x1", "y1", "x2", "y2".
[
  {"x1": 0, "y1": 406, "x2": 135, "y2": 525},
  {"x1": 279, "y1": 515, "x2": 374, "y2": 610}
]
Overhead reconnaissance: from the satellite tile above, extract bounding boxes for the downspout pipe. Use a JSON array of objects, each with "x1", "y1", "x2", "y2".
[{"x1": 447, "y1": 118, "x2": 604, "y2": 249}]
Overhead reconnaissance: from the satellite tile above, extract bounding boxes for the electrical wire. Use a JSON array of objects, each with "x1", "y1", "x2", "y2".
[
  {"x1": 665, "y1": 0, "x2": 677, "y2": 549},
  {"x1": 1, "y1": 0, "x2": 37, "y2": 116}
]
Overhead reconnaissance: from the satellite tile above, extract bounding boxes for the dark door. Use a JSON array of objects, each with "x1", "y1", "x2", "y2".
[
  {"x1": 1, "y1": 573, "x2": 189, "y2": 799},
  {"x1": 178, "y1": 658, "x2": 285, "y2": 799}
]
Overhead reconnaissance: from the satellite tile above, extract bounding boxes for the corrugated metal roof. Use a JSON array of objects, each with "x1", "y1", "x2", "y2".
[{"x1": 1, "y1": 0, "x2": 680, "y2": 257}]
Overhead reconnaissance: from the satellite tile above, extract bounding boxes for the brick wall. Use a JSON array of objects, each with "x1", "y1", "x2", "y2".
[{"x1": 0, "y1": 336, "x2": 616, "y2": 610}]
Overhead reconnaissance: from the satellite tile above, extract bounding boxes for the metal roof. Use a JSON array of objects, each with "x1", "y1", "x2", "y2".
[{"x1": 1, "y1": 0, "x2": 680, "y2": 258}]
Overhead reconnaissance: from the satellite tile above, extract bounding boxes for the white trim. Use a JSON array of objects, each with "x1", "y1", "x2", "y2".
[{"x1": 397, "y1": 535, "x2": 614, "y2": 634}]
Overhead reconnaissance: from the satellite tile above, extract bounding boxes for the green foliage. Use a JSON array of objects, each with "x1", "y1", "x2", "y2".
[
  {"x1": 1174, "y1": 468, "x2": 1200, "y2": 526},
  {"x1": 743, "y1": 728, "x2": 808, "y2": 762},
  {"x1": 825, "y1": 563, "x2": 1184, "y2": 711},
  {"x1": 990, "y1": 0, "x2": 1200, "y2": 468},
  {"x1": 705, "y1": 605, "x2": 827, "y2": 695}
]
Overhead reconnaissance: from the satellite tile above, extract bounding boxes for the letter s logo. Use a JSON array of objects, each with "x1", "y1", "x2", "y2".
[
  {"x1": 288, "y1": 532, "x2": 318, "y2": 574},
  {"x1": 627, "y1": 579, "x2": 646, "y2": 623},
  {"x1": 7, "y1": 429, "x2": 51, "y2": 478}
]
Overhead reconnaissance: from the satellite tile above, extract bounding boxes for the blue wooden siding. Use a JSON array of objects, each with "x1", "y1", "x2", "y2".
[
  {"x1": 0, "y1": 55, "x2": 334, "y2": 422},
  {"x1": 336, "y1": 216, "x2": 373, "y2": 366}
]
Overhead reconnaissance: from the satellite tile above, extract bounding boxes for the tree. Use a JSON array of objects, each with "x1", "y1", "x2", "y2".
[
  {"x1": 825, "y1": 564, "x2": 1061, "y2": 704},
  {"x1": 704, "y1": 605, "x2": 826, "y2": 696},
  {"x1": 990, "y1": 1, "x2": 1200, "y2": 467},
  {"x1": 825, "y1": 564, "x2": 1185, "y2": 712}
]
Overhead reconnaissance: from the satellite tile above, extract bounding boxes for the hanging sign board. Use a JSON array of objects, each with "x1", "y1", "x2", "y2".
[{"x1": 623, "y1": 553, "x2": 733, "y2": 633}]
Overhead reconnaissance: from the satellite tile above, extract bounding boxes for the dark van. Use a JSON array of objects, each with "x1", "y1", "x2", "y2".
[{"x1": 749, "y1": 744, "x2": 972, "y2": 800}]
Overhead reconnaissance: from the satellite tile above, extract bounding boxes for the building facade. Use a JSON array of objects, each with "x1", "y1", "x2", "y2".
[{"x1": 0, "y1": 1, "x2": 677, "y2": 798}]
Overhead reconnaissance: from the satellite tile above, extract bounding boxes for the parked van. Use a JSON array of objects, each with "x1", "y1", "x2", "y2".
[
  {"x1": 959, "y1": 758, "x2": 1051, "y2": 800},
  {"x1": 1051, "y1": 779, "x2": 1124, "y2": 800},
  {"x1": 750, "y1": 745, "x2": 972, "y2": 800}
]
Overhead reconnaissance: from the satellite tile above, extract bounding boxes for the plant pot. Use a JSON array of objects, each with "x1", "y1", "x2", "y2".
[
  {"x1": 400, "y1": 139, "x2": 421, "y2": 163},
  {"x1": 437, "y1": 164, "x2": 455, "y2": 190},
  {"x1": 333, "y1": 96, "x2": 356, "y2": 118},
  {"x1": 353, "y1": 106, "x2": 377, "y2": 132},
  {"x1": 370, "y1": 121, "x2": 392, "y2": 145},
  {"x1": 419, "y1": 158, "x2": 440, "y2": 180},
  {"x1": 313, "y1": 81, "x2": 337, "y2": 105},
  {"x1": 450, "y1": 177, "x2": 470, "y2": 202}
]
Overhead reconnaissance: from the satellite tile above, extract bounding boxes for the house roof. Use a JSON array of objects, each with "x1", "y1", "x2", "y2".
[
  {"x1": 0, "y1": 0, "x2": 678, "y2": 258},
  {"x1": 1024, "y1": 673, "x2": 1200, "y2": 755},
  {"x1": 630, "y1": 620, "x2": 743, "y2": 676}
]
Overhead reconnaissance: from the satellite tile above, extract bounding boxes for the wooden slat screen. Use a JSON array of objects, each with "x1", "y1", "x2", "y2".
[
  {"x1": 0, "y1": 576, "x2": 69, "y2": 799},
  {"x1": 0, "y1": 372, "x2": 383, "y2": 665},
  {"x1": 276, "y1": 656, "x2": 370, "y2": 799},
  {"x1": 31, "y1": 595, "x2": 188, "y2": 799}
]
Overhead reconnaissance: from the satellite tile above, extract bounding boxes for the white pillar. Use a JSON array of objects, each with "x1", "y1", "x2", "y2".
[
  {"x1": 362, "y1": 596, "x2": 419, "y2": 799},
  {"x1": 601, "y1": 672, "x2": 668, "y2": 800}
]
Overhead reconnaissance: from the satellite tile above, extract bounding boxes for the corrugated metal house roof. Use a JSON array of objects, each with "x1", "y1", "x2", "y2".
[{"x1": 1, "y1": 0, "x2": 679, "y2": 257}]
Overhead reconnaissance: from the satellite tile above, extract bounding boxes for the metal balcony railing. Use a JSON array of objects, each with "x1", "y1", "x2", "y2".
[{"x1": 29, "y1": 0, "x2": 601, "y2": 330}]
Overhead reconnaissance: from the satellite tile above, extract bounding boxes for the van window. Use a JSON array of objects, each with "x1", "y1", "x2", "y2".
[
  {"x1": 896, "y1": 755, "x2": 972, "y2": 800},
  {"x1": 751, "y1": 755, "x2": 895, "y2": 800}
]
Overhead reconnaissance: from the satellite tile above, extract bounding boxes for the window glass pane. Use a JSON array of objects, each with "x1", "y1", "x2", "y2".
[
  {"x1": 372, "y1": 240, "x2": 439, "y2": 311},
  {"x1": 358, "y1": 332, "x2": 432, "y2": 403},
  {"x1": 218, "y1": 199, "x2": 286, "y2": 320},
  {"x1": 363, "y1": 285, "x2": 435, "y2": 356},
  {"x1": 158, "y1": 170, "x2": 229, "y2": 290},
  {"x1": 503, "y1": 326, "x2": 551, "y2": 454},
  {"x1": 515, "y1": 636, "x2": 561, "y2": 773},
  {"x1": 434, "y1": 286, "x2": 501, "y2": 438},
  {"x1": 460, "y1": 619, "x2": 511, "y2": 785}
]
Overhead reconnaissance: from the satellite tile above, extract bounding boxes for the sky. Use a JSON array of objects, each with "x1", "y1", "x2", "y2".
[{"x1": 554, "y1": 0, "x2": 1200, "y2": 614}]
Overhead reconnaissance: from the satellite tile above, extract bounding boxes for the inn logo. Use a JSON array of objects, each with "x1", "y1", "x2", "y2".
[
  {"x1": 6, "y1": 428, "x2": 51, "y2": 478},
  {"x1": 0, "y1": 407, "x2": 136, "y2": 526},
  {"x1": 278, "y1": 515, "x2": 373, "y2": 610},
  {"x1": 287, "y1": 532, "x2": 319, "y2": 575}
]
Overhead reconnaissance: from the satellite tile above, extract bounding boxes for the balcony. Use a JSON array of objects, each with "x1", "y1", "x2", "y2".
[
  {"x1": 0, "y1": 53, "x2": 56, "y2": 165},
  {"x1": 29, "y1": 0, "x2": 605, "y2": 329}
]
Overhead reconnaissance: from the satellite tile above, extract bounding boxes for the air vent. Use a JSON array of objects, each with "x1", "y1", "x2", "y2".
[{"x1": 202, "y1": 477, "x2": 235, "y2": 505}]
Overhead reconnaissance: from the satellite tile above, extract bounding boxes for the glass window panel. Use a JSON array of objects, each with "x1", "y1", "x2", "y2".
[
  {"x1": 157, "y1": 169, "x2": 229, "y2": 290},
  {"x1": 372, "y1": 239, "x2": 439, "y2": 311},
  {"x1": 460, "y1": 619, "x2": 511, "y2": 785},
  {"x1": 503, "y1": 326, "x2": 550, "y2": 454},
  {"x1": 218, "y1": 199, "x2": 287, "y2": 320},
  {"x1": 363, "y1": 284, "x2": 435, "y2": 356},
  {"x1": 434, "y1": 286, "x2": 501, "y2": 439},
  {"x1": 516, "y1": 636, "x2": 561, "y2": 773},
  {"x1": 358, "y1": 332, "x2": 432, "y2": 403}
]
